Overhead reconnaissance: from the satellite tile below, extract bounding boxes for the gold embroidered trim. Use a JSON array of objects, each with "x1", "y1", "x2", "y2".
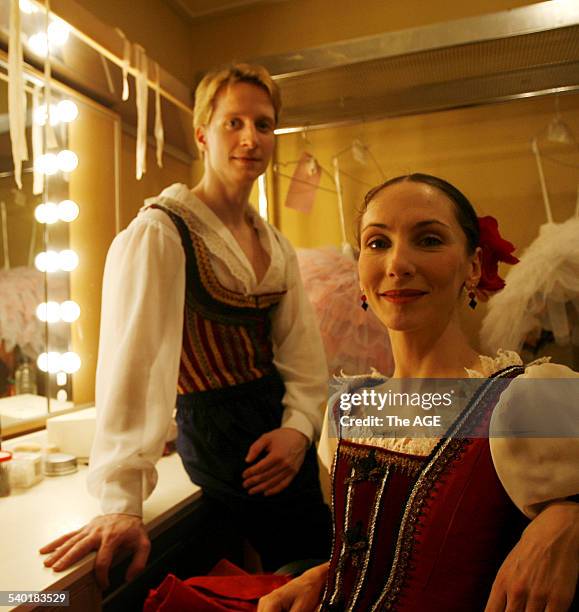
[{"x1": 340, "y1": 443, "x2": 425, "y2": 478}]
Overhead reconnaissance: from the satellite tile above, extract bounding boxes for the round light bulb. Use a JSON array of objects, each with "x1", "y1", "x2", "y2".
[
  {"x1": 58, "y1": 200, "x2": 79, "y2": 222},
  {"x1": 20, "y1": 0, "x2": 39, "y2": 15},
  {"x1": 56, "y1": 389, "x2": 68, "y2": 402},
  {"x1": 61, "y1": 352, "x2": 81, "y2": 374},
  {"x1": 59, "y1": 249, "x2": 79, "y2": 271},
  {"x1": 34, "y1": 104, "x2": 59, "y2": 126},
  {"x1": 35, "y1": 153, "x2": 59, "y2": 176},
  {"x1": 56, "y1": 150, "x2": 78, "y2": 172},
  {"x1": 36, "y1": 303, "x2": 47, "y2": 322},
  {"x1": 34, "y1": 204, "x2": 47, "y2": 224},
  {"x1": 43, "y1": 202, "x2": 59, "y2": 224},
  {"x1": 56, "y1": 371, "x2": 67, "y2": 386},
  {"x1": 60, "y1": 300, "x2": 80, "y2": 322},
  {"x1": 46, "y1": 351, "x2": 62, "y2": 374},
  {"x1": 27, "y1": 33, "x2": 49, "y2": 57},
  {"x1": 48, "y1": 20, "x2": 70, "y2": 46},
  {"x1": 56, "y1": 100, "x2": 78, "y2": 123},
  {"x1": 45, "y1": 301, "x2": 61, "y2": 323},
  {"x1": 45, "y1": 251, "x2": 60, "y2": 273},
  {"x1": 37, "y1": 353, "x2": 48, "y2": 372},
  {"x1": 34, "y1": 252, "x2": 46, "y2": 272}
]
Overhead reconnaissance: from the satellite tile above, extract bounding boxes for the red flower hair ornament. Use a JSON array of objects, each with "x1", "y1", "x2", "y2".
[{"x1": 475, "y1": 216, "x2": 519, "y2": 301}]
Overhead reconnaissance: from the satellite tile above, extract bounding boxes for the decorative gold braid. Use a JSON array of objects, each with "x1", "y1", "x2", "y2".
[{"x1": 340, "y1": 443, "x2": 424, "y2": 478}]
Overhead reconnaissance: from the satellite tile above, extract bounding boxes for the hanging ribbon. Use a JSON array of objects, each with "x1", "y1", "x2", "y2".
[
  {"x1": 115, "y1": 28, "x2": 131, "y2": 101},
  {"x1": 154, "y1": 61, "x2": 164, "y2": 168},
  {"x1": 8, "y1": 0, "x2": 29, "y2": 189},
  {"x1": 43, "y1": 0, "x2": 57, "y2": 150},
  {"x1": 332, "y1": 157, "x2": 348, "y2": 245},
  {"x1": 32, "y1": 84, "x2": 44, "y2": 195},
  {"x1": 134, "y1": 44, "x2": 148, "y2": 180},
  {"x1": 531, "y1": 138, "x2": 554, "y2": 224}
]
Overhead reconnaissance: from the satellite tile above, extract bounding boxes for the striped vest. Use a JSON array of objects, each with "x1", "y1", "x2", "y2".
[{"x1": 149, "y1": 201, "x2": 286, "y2": 393}]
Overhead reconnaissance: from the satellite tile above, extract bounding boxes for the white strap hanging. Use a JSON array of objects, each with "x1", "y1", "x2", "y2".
[
  {"x1": 134, "y1": 44, "x2": 148, "y2": 180},
  {"x1": 42, "y1": 0, "x2": 57, "y2": 151},
  {"x1": 115, "y1": 28, "x2": 131, "y2": 101},
  {"x1": 1, "y1": 201, "x2": 9, "y2": 270},
  {"x1": 32, "y1": 84, "x2": 44, "y2": 195},
  {"x1": 531, "y1": 138, "x2": 554, "y2": 224},
  {"x1": 332, "y1": 157, "x2": 347, "y2": 246},
  {"x1": 154, "y1": 61, "x2": 164, "y2": 168},
  {"x1": 8, "y1": 0, "x2": 29, "y2": 189}
]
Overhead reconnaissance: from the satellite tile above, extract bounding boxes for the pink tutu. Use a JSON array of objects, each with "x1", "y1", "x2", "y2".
[{"x1": 297, "y1": 247, "x2": 393, "y2": 376}]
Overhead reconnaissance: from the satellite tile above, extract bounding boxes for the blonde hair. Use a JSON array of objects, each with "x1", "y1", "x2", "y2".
[{"x1": 193, "y1": 63, "x2": 281, "y2": 136}]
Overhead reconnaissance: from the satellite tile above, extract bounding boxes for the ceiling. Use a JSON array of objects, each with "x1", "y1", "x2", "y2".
[
  {"x1": 252, "y1": 1, "x2": 579, "y2": 130},
  {"x1": 164, "y1": 0, "x2": 290, "y2": 21}
]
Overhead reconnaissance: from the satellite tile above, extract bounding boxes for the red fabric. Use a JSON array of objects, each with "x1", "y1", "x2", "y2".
[{"x1": 143, "y1": 560, "x2": 290, "y2": 612}]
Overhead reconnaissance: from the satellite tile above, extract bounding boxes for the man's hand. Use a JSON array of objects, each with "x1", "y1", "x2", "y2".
[
  {"x1": 485, "y1": 501, "x2": 579, "y2": 612},
  {"x1": 242, "y1": 427, "x2": 309, "y2": 496},
  {"x1": 258, "y1": 562, "x2": 328, "y2": 611},
  {"x1": 39, "y1": 513, "x2": 150, "y2": 590}
]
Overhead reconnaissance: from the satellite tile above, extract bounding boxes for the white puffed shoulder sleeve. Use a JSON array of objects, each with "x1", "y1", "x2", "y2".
[
  {"x1": 87, "y1": 209, "x2": 185, "y2": 516},
  {"x1": 490, "y1": 362, "x2": 579, "y2": 518}
]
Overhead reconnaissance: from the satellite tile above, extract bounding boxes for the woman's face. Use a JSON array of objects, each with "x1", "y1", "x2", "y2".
[
  {"x1": 358, "y1": 181, "x2": 480, "y2": 334},
  {"x1": 197, "y1": 81, "x2": 276, "y2": 188}
]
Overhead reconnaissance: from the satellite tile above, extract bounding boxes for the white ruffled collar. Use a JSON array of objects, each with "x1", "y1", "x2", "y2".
[{"x1": 465, "y1": 349, "x2": 550, "y2": 378}]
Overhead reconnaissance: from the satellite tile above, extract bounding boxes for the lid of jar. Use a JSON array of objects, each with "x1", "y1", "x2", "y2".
[
  {"x1": 43, "y1": 453, "x2": 77, "y2": 476},
  {"x1": 0, "y1": 451, "x2": 12, "y2": 462}
]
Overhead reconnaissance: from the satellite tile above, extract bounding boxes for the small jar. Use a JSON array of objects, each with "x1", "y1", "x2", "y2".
[
  {"x1": 10, "y1": 452, "x2": 43, "y2": 488},
  {"x1": 0, "y1": 451, "x2": 13, "y2": 496}
]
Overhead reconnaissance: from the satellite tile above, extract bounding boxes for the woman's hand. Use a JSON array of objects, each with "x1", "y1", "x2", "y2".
[
  {"x1": 242, "y1": 428, "x2": 308, "y2": 496},
  {"x1": 39, "y1": 513, "x2": 150, "y2": 590},
  {"x1": 258, "y1": 562, "x2": 328, "y2": 612},
  {"x1": 485, "y1": 501, "x2": 579, "y2": 612}
]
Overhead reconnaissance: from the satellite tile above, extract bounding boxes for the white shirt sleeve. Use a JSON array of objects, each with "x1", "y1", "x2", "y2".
[
  {"x1": 270, "y1": 235, "x2": 328, "y2": 443},
  {"x1": 490, "y1": 362, "x2": 579, "y2": 518},
  {"x1": 86, "y1": 211, "x2": 185, "y2": 516}
]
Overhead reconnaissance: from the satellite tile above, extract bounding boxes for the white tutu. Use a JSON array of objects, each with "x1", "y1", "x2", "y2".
[
  {"x1": 481, "y1": 217, "x2": 579, "y2": 354},
  {"x1": 296, "y1": 247, "x2": 394, "y2": 376}
]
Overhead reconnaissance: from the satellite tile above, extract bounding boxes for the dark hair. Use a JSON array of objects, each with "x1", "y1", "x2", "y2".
[{"x1": 357, "y1": 173, "x2": 480, "y2": 254}]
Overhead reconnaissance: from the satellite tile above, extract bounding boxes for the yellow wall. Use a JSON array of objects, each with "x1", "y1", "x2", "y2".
[{"x1": 273, "y1": 92, "x2": 579, "y2": 348}]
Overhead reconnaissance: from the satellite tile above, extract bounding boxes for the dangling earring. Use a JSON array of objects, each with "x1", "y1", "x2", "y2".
[
  {"x1": 467, "y1": 285, "x2": 477, "y2": 310},
  {"x1": 360, "y1": 294, "x2": 368, "y2": 311}
]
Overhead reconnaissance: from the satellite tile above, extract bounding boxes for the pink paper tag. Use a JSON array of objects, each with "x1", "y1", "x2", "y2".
[{"x1": 284, "y1": 152, "x2": 322, "y2": 213}]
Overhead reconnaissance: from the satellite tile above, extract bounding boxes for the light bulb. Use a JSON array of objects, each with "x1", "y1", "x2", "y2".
[
  {"x1": 36, "y1": 301, "x2": 60, "y2": 323},
  {"x1": 34, "y1": 250, "x2": 59, "y2": 272},
  {"x1": 47, "y1": 351, "x2": 62, "y2": 374},
  {"x1": 59, "y1": 249, "x2": 79, "y2": 271},
  {"x1": 58, "y1": 199, "x2": 79, "y2": 222},
  {"x1": 60, "y1": 300, "x2": 80, "y2": 322},
  {"x1": 56, "y1": 100, "x2": 78, "y2": 123},
  {"x1": 35, "y1": 153, "x2": 59, "y2": 176},
  {"x1": 27, "y1": 32, "x2": 49, "y2": 57},
  {"x1": 56, "y1": 389, "x2": 68, "y2": 402},
  {"x1": 34, "y1": 104, "x2": 60, "y2": 126},
  {"x1": 56, "y1": 371, "x2": 67, "y2": 386},
  {"x1": 35, "y1": 202, "x2": 60, "y2": 224},
  {"x1": 20, "y1": 0, "x2": 39, "y2": 14},
  {"x1": 37, "y1": 353, "x2": 48, "y2": 372},
  {"x1": 38, "y1": 352, "x2": 62, "y2": 374},
  {"x1": 47, "y1": 20, "x2": 70, "y2": 46},
  {"x1": 56, "y1": 150, "x2": 78, "y2": 172},
  {"x1": 61, "y1": 352, "x2": 81, "y2": 374}
]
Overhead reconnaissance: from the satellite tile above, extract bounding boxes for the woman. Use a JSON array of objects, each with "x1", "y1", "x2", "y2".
[
  {"x1": 258, "y1": 174, "x2": 579, "y2": 611},
  {"x1": 40, "y1": 64, "x2": 331, "y2": 586}
]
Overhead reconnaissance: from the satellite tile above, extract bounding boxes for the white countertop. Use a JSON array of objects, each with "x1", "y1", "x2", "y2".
[{"x1": 0, "y1": 431, "x2": 200, "y2": 610}]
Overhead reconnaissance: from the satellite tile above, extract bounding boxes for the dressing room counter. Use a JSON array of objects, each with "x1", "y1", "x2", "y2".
[{"x1": 0, "y1": 431, "x2": 202, "y2": 611}]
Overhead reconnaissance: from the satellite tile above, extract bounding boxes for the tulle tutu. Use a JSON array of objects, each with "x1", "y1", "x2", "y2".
[
  {"x1": 481, "y1": 217, "x2": 579, "y2": 354},
  {"x1": 0, "y1": 266, "x2": 67, "y2": 359},
  {"x1": 296, "y1": 247, "x2": 393, "y2": 376}
]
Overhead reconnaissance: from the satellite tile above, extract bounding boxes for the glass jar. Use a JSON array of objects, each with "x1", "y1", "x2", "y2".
[{"x1": 0, "y1": 451, "x2": 12, "y2": 496}]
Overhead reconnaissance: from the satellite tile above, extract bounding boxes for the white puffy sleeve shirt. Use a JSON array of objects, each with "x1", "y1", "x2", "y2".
[{"x1": 87, "y1": 184, "x2": 328, "y2": 516}]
